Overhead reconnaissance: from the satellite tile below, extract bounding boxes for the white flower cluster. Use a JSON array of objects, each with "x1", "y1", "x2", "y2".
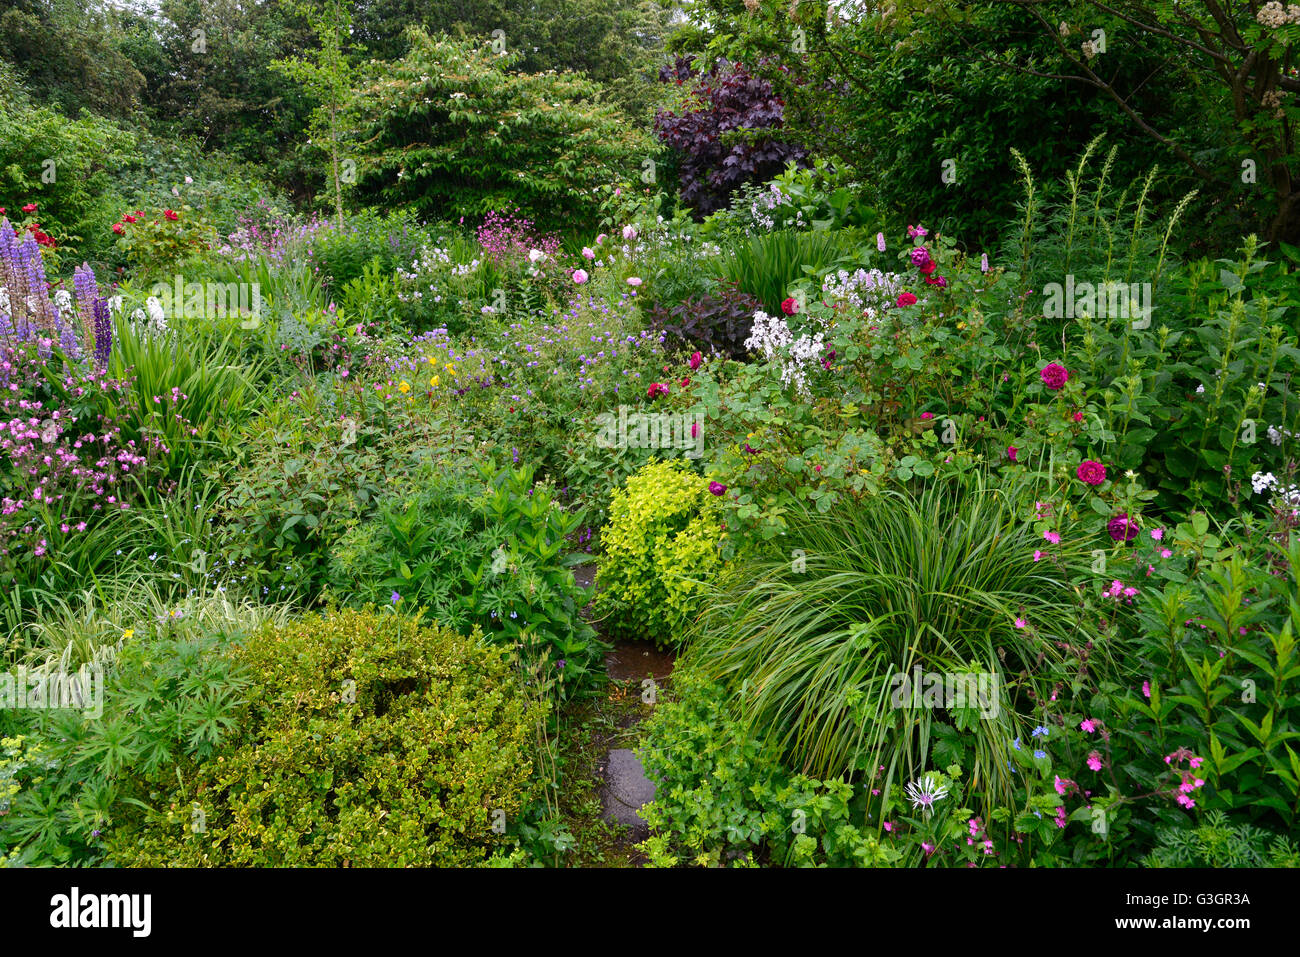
[
  {"x1": 744, "y1": 310, "x2": 824, "y2": 396},
  {"x1": 1257, "y1": 1, "x2": 1300, "y2": 27},
  {"x1": 125, "y1": 296, "x2": 168, "y2": 338},
  {"x1": 821, "y1": 268, "x2": 907, "y2": 320},
  {"x1": 396, "y1": 245, "x2": 463, "y2": 303},
  {"x1": 1252, "y1": 471, "x2": 1300, "y2": 506},
  {"x1": 1268, "y1": 424, "x2": 1295, "y2": 446},
  {"x1": 748, "y1": 184, "x2": 801, "y2": 232}
]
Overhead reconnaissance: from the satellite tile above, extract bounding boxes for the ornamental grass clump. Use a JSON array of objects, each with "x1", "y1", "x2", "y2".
[{"x1": 687, "y1": 471, "x2": 1099, "y2": 811}]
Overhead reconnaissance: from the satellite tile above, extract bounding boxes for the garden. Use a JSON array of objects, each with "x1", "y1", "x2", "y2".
[{"x1": 1, "y1": 0, "x2": 1299, "y2": 873}]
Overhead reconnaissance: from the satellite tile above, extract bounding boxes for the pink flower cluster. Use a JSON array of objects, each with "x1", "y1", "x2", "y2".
[{"x1": 1164, "y1": 748, "x2": 1206, "y2": 809}]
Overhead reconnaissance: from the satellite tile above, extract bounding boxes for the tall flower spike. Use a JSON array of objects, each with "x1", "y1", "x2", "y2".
[{"x1": 93, "y1": 297, "x2": 113, "y2": 367}]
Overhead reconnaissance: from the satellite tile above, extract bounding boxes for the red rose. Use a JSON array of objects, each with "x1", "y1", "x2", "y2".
[
  {"x1": 781, "y1": 297, "x2": 798, "y2": 315},
  {"x1": 21, "y1": 203, "x2": 36, "y2": 213},
  {"x1": 163, "y1": 209, "x2": 179, "y2": 221},
  {"x1": 919, "y1": 259, "x2": 938, "y2": 275},
  {"x1": 112, "y1": 223, "x2": 124, "y2": 235},
  {"x1": 896, "y1": 292, "x2": 918, "y2": 307},
  {"x1": 123, "y1": 215, "x2": 137, "y2": 224}
]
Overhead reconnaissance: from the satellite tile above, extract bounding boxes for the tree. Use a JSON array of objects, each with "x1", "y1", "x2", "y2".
[
  {"x1": 348, "y1": 30, "x2": 655, "y2": 228},
  {"x1": 273, "y1": 0, "x2": 359, "y2": 226}
]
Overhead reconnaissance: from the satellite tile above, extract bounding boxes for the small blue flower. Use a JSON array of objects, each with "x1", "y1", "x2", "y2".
[
  {"x1": 1012, "y1": 737, "x2": 1022, "y2": 750},
  {"x1": 1031, "y1": 725, "x2": 1049, "y2": 739},
  {"x1": 510, "y1": 611, "x2": 518, "y2": 619},
  {"x1": 1033, "y1": 749, "x2": 1046, "y2": 760},
  {"x1": 391, "y1": 590, "x2": 401, "y2": 605}
]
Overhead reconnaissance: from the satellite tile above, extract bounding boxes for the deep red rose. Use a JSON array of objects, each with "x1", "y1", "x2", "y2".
[
  {"x1": 21, "y1": 203, "x2": 37, "y2": 213},
  {"x1": 781, "y1": 297, "x2": 798, "y2": 315},
  {"x1": 163, "y1": 209, "x2": 179, "y2": 221},
  {"x1": 112, "y1": 223, "x2": 124, "y2": 235}
]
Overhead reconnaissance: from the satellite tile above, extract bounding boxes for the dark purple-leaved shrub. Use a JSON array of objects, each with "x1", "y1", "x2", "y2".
[
  {"x1": 654, "y1": 56, "x2": 809, "y2": 218},
  {"x1": 648, "y1": 281, "x2": 761, "y2": 361}
]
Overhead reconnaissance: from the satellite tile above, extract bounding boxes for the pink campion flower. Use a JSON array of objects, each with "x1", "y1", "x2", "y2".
[
  {"x1": 1160, "y1": 548, "x2": 1172, "y2": 558},
  {"x1": 1054, "y1": 775, "x2": 1068, "y2": 795},
  {"x1": 1044, "y1": 530, "x2": 1061, "y2": 545},
  {"x1": 1040, "y1": 363, "x2": 1070, "y2": 390},
  {"x1": 1142, "y1": 681, "x2": 1151, "y2": 699},
  {"x1": 1150, "y1": 528, "x2": 1164, "y2": 541},
  {"x1": 921, "y1": 842, "x2": 935, "y2": 856},
  {"x1": 1189, "y1": 756, "x2": 1204, "y2": 770},
  {"x1": 1087, "y1": 751, "x2": 1103, "y2": 771},
  {"x1": 1007, "y1": 446, "x2": 1018, "y2": 462},
  {"x1": 1176, "y1": 794, "x2": 1196, "y2": 809},
  {"x1": 1081, "y1": 719, "x2": 1097, "y2": 733},
  {"x1": 882, "y1": 821, "x2": 893, "y2": 832},
  {"x1": 1073, "y1": 411, "x2": 1084, "y2": 422},
  {"x1": 1014, "y1": 617, "x2": 1027, "y2": 629},
  {"x1": 1077, "y1": 460, "x2": 1107, "y2": 485},
  {"x1": 573, "y1": 269, "x2": 589, "y2": 284},
  {"x1": 1033, "y1": 550, "x2": 1043, "y2": 561},
  {"x1": 920, "y1": 411, "x2": 934, "y2": 420}
]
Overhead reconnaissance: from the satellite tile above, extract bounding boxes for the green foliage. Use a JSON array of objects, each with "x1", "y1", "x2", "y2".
[
  {"x1": 1142, "y1": 811, "x2": 1300, "y2": 867},
  {"x1": 107, "y1": 607, "x2": 544, "y2": 866},
  {"x1": 688, "y1": 473, "x2": 1096, "y2": 805},
  {"x1": 0, "y1": 619, "x2": 254, "y2": 866},
  {"x1": 0, "y1": 68, "x2": 137, "y2": 254},
  {"x1": 637, "y1": 668, "x2": 903, "y2": 867},
  {"x1": 594, "y1": 459, "x2": 723, "y2": 646},
  {"x1": 720, "y1": 228, "x2": 862, "y2": 312},
  {"x1": 349, "y1": 30, "x2": 654, "y2": 230},
  {"x1": 326, "y1": 462, "x2": 604, "y2": 699}
]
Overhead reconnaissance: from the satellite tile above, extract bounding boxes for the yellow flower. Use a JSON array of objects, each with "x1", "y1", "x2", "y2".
[
  {"x1": 427, "y1": 356, "x2": 436, "y2": 366},
  {"x1": 398, "y1": 380, "x2": 411, "y2": 394},
  {"x1": 445, "y1": 363, "x2": 456, "y2": 375},
  {"x1": 431, "y1": 376, "x2": 440, "y2": 388},
  {"x1": 957, "y1": 321, "x2": 967, "y2": 330},
  {"x1": 123, "y1": 629, "x2": 134, "y2": 639}
]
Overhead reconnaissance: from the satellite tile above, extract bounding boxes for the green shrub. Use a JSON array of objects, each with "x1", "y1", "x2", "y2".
[
  {"x1": 637, "y1": 668, "x2": 903, "y2": 867},
  {"x1": 594, "y1": 459, "x2": 723, "y2": 646},
  {"x1": 349, "y1": 30, "x2": 652, "y2": 230},
  {"x1": 326, "y1": 462, "x2": 604, "y2": 699},
  {"x1": 0, "y1": 618, "x2": 254, "y2": 867},
  {"x1": 108, "y1": 607, "x2": 544, "y2": 867}
]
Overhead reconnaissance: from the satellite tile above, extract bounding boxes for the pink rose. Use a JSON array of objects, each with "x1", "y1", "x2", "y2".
[
  {"x1": 1077, "y1": 459, "x2": 1107, "y2": 486},
  {"x1": 1041, "y1": 363, "x2": 1070, "y2": 390}
]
